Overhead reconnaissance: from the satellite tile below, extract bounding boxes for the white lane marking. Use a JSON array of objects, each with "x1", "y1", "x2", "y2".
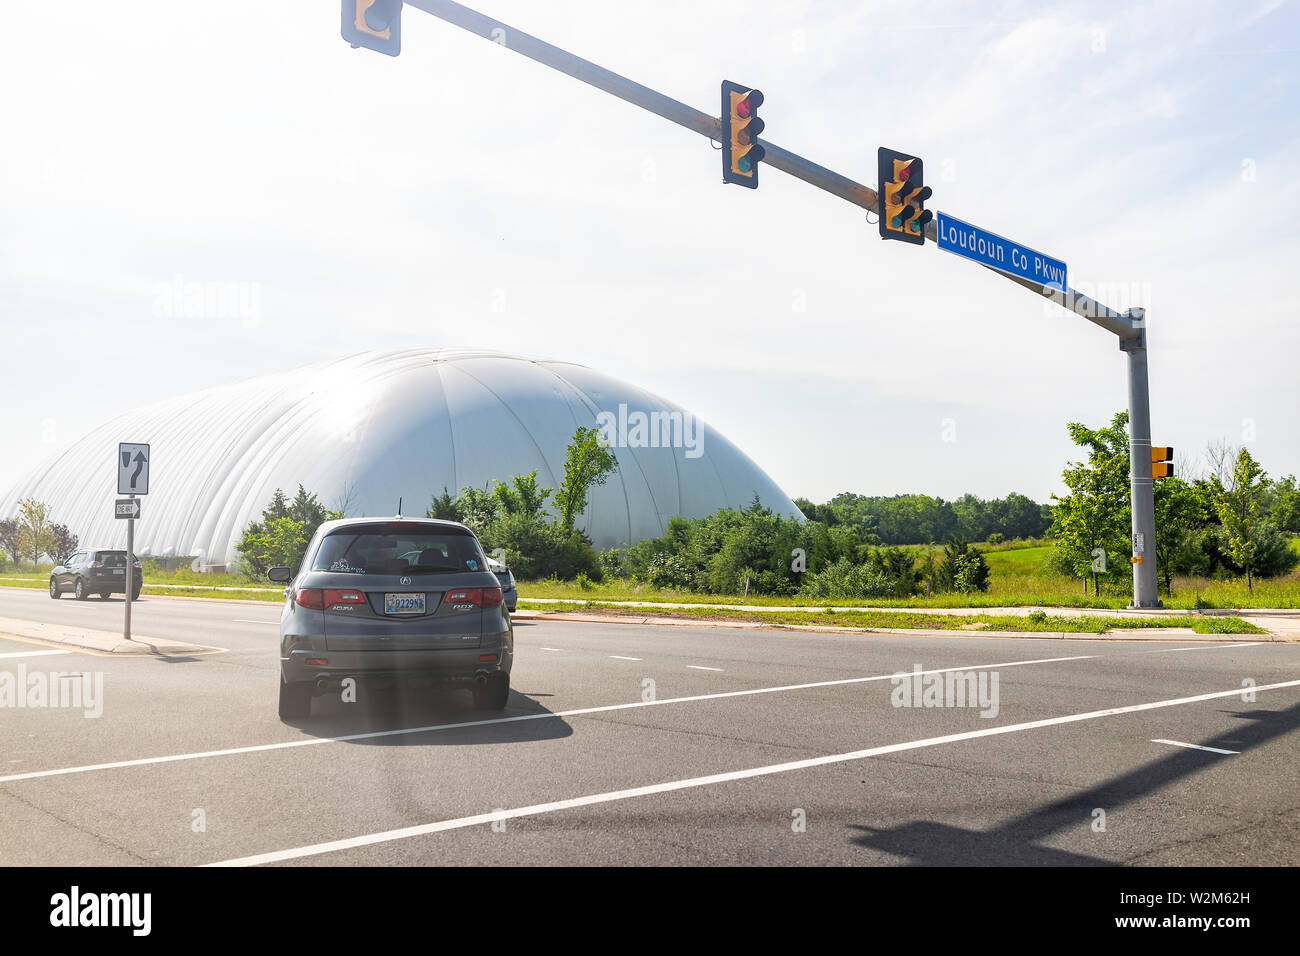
[
  {"x1": 1151, "y1": 738, "x2": 1239, "y2": 755},
  {"x1": 609, "y1": 656, "x2": 641, "y2": 661},
  {"x1": 687, "y1": 665, "x2": 724, "y2": 671},
  {"x1": 1140, "y1": 642, "x2": 1266, "y2": 653},
  {"x1": 207, "y1": 677, "x2": 1300, "y2": 866},
  {"x1": 0, "y1": 649, "x2": 72, "y2": 660},
  {"x1": 232, "y1": 619, "x2": 280, "y2": 625},
  {"x1": 540, "y1": 647, "x2": 563, "y2": 652},
  {"x1": 0, "y1": 653, "x2": 1093, "y2": 784}
]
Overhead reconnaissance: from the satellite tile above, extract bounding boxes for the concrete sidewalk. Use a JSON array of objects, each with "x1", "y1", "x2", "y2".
[{"x1": 0, "y1": 616, "x2": 224, "y2": 657}]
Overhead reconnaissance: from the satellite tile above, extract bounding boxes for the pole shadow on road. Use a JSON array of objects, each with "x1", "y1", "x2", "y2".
[
  {"x1": 848, "y1": 701, "x2": 1300, "y2": 865},
  {"x1": 282, "y1": 681, "x2": 573, "y2": 747}
]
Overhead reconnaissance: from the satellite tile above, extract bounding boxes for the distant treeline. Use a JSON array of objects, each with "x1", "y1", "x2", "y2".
[{"x1": 793, "y1": 492, "x2": 1053, "y2": 546}]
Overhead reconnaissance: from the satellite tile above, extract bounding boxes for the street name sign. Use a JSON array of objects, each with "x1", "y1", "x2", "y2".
[
  {"x1": 115, "y1": 499, "x2": 141, "y2": 519},
  {"x1": 118, "y1": 442, "x2": 150, "y2": 495},
  {"x1": 936, "y1": 212, "x2": 1067, "y2": 291}
]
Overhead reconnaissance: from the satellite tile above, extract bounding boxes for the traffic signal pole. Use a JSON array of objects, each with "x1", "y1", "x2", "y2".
[
  {"x1": 1123, "y1": 314, "x2": 1161, "y2": 607},
  {"x1": 395, "y1": 0, "x2": 1162, "y2": 607}
]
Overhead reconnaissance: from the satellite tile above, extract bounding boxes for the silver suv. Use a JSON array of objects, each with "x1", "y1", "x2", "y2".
[{"x1": 269, "y1": 517, "x2": 513, "y2": 719}]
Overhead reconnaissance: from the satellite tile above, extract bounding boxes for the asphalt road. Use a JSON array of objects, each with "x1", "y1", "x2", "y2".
[{"x1": 1, "y1": 586, "x2": 1297, "y2": 866}]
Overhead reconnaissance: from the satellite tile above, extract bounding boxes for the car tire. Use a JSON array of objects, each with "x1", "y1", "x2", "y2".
[
  {"x1": 472, "y1": 674, "x2": 510, "y2": 711},
  {"x1": 278, "y1": 675, "x2": 312, "y2": 719},
  {"x1": 49, "y1": 578, "x2": 61, "y2": 599},
  {"x1": 74, "y1": 578, "x2": 87, "y2": 600},
  {"x1": 131, "y1": 586, "x2": 141, "y2": 601}
]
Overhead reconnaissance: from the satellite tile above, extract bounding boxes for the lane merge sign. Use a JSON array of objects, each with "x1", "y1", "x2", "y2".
[
  {"x1": 118, "y1": 442, "x2": 150, "y2": 495},
  {"x1": 115, "y1": 499, "x2": 141, "y2": 520},
  {"x1": 936, "y1": 212, "x2": 1067, "y2": 292}
]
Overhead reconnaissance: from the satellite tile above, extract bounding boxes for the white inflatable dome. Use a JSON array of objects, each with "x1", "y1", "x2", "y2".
[{"x1": 2, "y1": 349, "x2": 800, "y2": 569}]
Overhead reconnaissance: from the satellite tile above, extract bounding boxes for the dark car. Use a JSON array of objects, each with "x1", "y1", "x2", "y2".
[
  {"x1": 50, "y1": 550, "x2": 142, "y2": 600},
  {"x1": 269, "y1": 517, "x2": 513, "y2": 720},
  {"x1": 486, "y1": 556, "x2": 518, "y2": 613}
]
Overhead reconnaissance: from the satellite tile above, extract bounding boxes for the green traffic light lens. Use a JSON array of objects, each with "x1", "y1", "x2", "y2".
[
  {"x1": 738, "y1": 156, "x2": 752, "y2": 173},
  {"x1": 909, "y1": 221, "x2": 920, "y2": 232},
  {"x1": 890, "y1": 215, "x2": 903, "y2": 228}
]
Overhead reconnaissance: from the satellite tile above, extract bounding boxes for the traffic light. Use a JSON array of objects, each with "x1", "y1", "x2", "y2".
[
  {"x1": 1152, "y1": 446, "x2": 1174, "y2": 479},
  {"x1": 722, "y1": 81, "x2": 765, "y2": 188},
  {"x1": 878, "y1": 147, "x2": 932, "y2": 244},
  {"x1": 342, "y1": 0, "x2": 402, "y2": 57}
]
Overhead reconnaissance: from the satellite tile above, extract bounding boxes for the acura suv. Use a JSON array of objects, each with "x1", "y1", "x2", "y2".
[
  {"x1": 269, "y1": 517, "x2": 513, "y2": 720},
  {"x1": 50, "y1": 550, "x2": 143, "y2": 600}
]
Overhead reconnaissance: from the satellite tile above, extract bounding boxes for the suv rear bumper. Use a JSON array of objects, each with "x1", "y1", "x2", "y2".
[
  {"x1": 281, "y1": 638, "x2": 512, "y2": 689},
  {"x1": 85, "y1": 572, "x2": 143, "y2": 592}
]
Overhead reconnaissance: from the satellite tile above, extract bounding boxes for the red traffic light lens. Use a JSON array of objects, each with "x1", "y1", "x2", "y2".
[{"x1": 736, "y1": 89, "x2": 763, "y2": 118}]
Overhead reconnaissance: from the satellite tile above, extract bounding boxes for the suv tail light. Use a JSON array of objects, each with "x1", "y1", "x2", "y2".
[
  {"x1": 297, "y1": 588, "x2": 367, "y2": 610},
  {"x1": 323, "y1": 589, "x2": 366, "y2": 609},
  {"x1": 444, "y1": 587, "x2": 503, "y2": 608}
]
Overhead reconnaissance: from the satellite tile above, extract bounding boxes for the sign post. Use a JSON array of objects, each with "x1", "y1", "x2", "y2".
[{"x1": 117, "y1": 443, "x2": 150, "y2": 643}]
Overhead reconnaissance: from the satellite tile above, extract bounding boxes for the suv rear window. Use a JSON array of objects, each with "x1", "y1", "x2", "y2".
[
  {"x1": 311, "y1": 526, "x2": 486, "y2": 575},
  {"x1": 94, "y1": 552, "x2": 135, "y2": 567}
]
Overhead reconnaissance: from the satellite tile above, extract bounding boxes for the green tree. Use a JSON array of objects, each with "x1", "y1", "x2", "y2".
[
  {"x1": 1266, "y1": 475, "x2": 1300, "y2": 533},
  {"x1": 45, "y1": 523, "x2": 79, "y2": 566},
  {"x1": 425, "y1": 487, "x2": 463, "y2": 522},
  {"x1": 555, "y1": 426, "x2": 618, "y2": 534},
  {"x1": 237, "y1": 486, "x2": 341, "y2": 576},
  {"x1": 494, "y1": 471, "x2": 551, "y2": 519},
  {"x1": 287, "y1": 485, "x2": 331, "y2": 527},
  {"x1": 16, "y1": 498, "x2": 53, "y2": 568},
  {"x1": 455, "y1": 485, "x2": 500, "y2": 538},
  {"x1": 1049, "y1": 412, "x2": 1131, "y2": 595},
  {"x1": 933, "y1": 537, "x2": 991, "y2": 594},
  {"x1": 1213, "y1": 449, "x2": 1268, "y2": 592},
  {"x1": 0, "y1": 518, "x2": 23, "y2": 568},
  {"x1": 1152, "y1": 478, "x2": 1205, "y2": 594}
]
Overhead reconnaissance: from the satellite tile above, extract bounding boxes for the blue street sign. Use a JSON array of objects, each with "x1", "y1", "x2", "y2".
[{"x1": 936, "y1": 212, "x2": 1067, "y2": 291}]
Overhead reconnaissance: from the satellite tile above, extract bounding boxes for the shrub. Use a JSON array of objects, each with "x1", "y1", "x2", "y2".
[{"x1": 933, "y1": 538, "x2": 991, "y2": 594}]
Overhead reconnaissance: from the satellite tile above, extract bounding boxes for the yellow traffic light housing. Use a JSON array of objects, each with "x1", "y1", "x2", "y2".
[
  {"x1": 1151, "y1": 446, "x2": 1174, "y2": 479},
  {"x1": 722, "y1": 81, "x2": 765, "y2": 188},
  {"x1": 878, "y1": 147, "x2": 932, "y2": 244},
  {"x1": 342, "y1": 0, "x2": 402, "y2": 57}
]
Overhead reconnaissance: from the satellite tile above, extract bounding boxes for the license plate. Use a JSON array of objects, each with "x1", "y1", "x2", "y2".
[
  {"x1": 384, "y1": 593, "x2": 425, "y2": 615},
  {"x1": 113, "y1": 569, "x2": 124, "y2": 575}
]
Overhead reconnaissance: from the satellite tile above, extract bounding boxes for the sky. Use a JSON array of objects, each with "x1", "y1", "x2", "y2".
[{"x1": 2, "y1": 0, "x2": 1297, "y2": 509}]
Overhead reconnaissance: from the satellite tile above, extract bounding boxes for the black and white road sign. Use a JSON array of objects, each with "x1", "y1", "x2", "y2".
[
  {"x1": 115, "y1": 499, "x2": 141, "y2": 519},
  {"x1": 118, "y1": 442, "x2": 150, "y2": 495}
]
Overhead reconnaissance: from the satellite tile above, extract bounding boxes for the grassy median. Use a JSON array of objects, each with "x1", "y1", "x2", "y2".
[{"x1": 522, "y1": 601, "x2": 1267, "y2": 635}]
